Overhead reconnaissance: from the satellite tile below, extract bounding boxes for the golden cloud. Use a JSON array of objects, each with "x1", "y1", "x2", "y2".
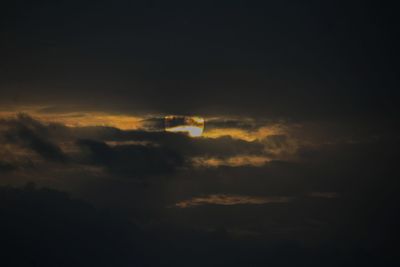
[
  {"x1": 174, "y1": 194, "x2": 292, "y2": 208},
  {"x1": 0, "y1": 110, "x2": 143, "y2": 130},
  {"x1": 165, "y1": 115, "x2": 205, "y2": 137},
  {"x1": 192, "y1": 155, "x2": 270, "y2": 167},
  {"x1": 203, "y1": 125, "x2": 285, "y2": 142}
]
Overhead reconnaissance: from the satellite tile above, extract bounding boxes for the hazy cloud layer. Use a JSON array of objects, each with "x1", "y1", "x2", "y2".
[
  {"x1": 1, "y1": 1, "x2": 399, "y2": 265},
  {"x1": 0, "y1": 112, "x2": 399, "y2": 266},
  {"x1": 0, "y1": 113, "x2": 295, "y2": 176},
  {"x1": 174, "y1": 194, "x2": 292, "y2": 208}
]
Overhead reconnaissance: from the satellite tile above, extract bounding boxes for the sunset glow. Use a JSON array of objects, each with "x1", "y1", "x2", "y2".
[
  {"x1": 1, "y1": 1, "x2": 395, "y2": 265},
  {"x1": 165, "y1": 115, "x2": 205, "y2": 137}
]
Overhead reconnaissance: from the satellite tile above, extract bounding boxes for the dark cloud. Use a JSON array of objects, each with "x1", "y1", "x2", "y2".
[
  {"x1": 95, "y1": 129, "x2": 265, "y2": 158},
  {"x1": 140, "y1": 117, "x2": 165, "y2": 131},
  {"x1": 0, "y1": 115, "x2": 270, "y2": 179},
  {"x1": 1, "y1": 183, "x2": 397, "y2": 267},
  {"x1": 0, "y1": 161, "x2": 16, "y2": 172},
  {"x1": 156, "y1": 139, "x2": 400, "y2": 267},
  {"x1": 205, "y1": 118, "x2": 261, "y2": 131},
  {"x1": 263, "y1": 134, "x2": 296, "y2": 156},
  {"x1": 69, "y1": 125, "x2": 122, "y2": 141},
  {"x1": 76, "y1": 139, "x2": 184, "y2": 177},
  {"x1": 1, "y1": 1, "x2": 399, "y2": 265},
  {"x1": 0, "y1": 184, "x2": 149, "y2": 267},
  {"x1": 1, "y1": 114, "x2": 67, "y2": 162},
  {"x1": 66, "y1": 123, "x2": 267, "y2": 160},
  {"x1": 0, "y1": 115, "x2": 398, "y2": 266}
]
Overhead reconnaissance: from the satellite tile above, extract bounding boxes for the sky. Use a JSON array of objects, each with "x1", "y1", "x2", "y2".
[{"x1": 0, "y1": 1, "x2": 399, "y2": 266}]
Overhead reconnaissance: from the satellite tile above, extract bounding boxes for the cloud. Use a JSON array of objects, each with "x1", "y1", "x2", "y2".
[
  {"x1": 0, "y1": 114, "x2": 277, "y2": 179},
  {"x1": 0, "y1": 161, "x2": 16, "y2": 172},
  {"x1": 192, "y1": 155, "x2": 270, "y2": 167},
  {"x1": 203, "y1": 125, "x2": 285, "y2": 142},
  {"x1": 2, "y1": 185, "x2": 390, "y2": 267},
  {"x1": 1, "y1": 114, "x2": 67, "y2": 162},
  {"x1": 0, "y1": 113, "x2": 398, "y2": 266},
  {"x1": 174, "y1": 194, "x2": 292, "y2": 208},
  {"x1": 76, "y1": 139, "x2": 184, "y2": 177},
  {"x1": 1, "y1": 108, "x2": 143, "y2": 130},
  {"x1": 71, "y1": 127, "x2": 267, "y2": 159},
  {"x1": 140, "y1": 117, "x2": 165, "y2": 131},
  {"x1": 0, "y1": 184, "x2": 149, "y2": 266},
  {"x1": 205, "y1": 117, "x2": 260, "y2": 131}
]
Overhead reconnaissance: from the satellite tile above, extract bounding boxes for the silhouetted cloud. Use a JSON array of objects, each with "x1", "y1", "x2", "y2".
[
  {"x1": 0, "y1": 115, "x2": 276, "y2": 179},
  {"x1": 2, "y1": 183, "x2": 398, "y2": 267},
  {"x1": 1, "y1": 1, "x2": 399, "y2": 265},
  {"x1": 0, "y1": 161, "x2": 16, "y2": 172},
  {"x1": 1, "y1": 114, "x2": 67, "y2": 162},
  {"x1": 0, "y1": 116, "x2": 398, "y2": 266},
  {"x1": 76, "y1": 139, "x2": 184, "y2": 177},
  {"x1": 174, "y1": 194, "x2": 292, "y2": 208},
  {"x1": 205, "y1": 117, "x2": 261, "y2": 131},
  {"x1": 0, "y1": 184, "x2": 148, "y2": 267}
]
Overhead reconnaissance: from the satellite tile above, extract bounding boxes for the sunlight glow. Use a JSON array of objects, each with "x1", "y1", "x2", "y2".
[{"x1": 165, "y1": 116, "x2": 204, "y2": 137}]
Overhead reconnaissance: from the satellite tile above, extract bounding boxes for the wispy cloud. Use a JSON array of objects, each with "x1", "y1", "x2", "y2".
[
  {"x1": 174, "y1": 194, "x2": 292, "y2": 208},
  {"x1": 192, "y1": 155, "x2": 270, "y2": 167}
]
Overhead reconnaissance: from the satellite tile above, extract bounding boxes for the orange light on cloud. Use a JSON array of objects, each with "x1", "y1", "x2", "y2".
[
  {"x1": 165, "y1": 115, "x2": 204, "y2": 137},
  {"x1": 174, "y1": 194, "x2": 291, "y2": 208},
  {"x1": 203, "y1": 126, "x2": 284, "y2": 142},
  {"x1": 192, "y1": 155, "x2": 270, "y2": 167},
  {"x1": 0, "y1": 111, "x2": 143, "y2": 130}
]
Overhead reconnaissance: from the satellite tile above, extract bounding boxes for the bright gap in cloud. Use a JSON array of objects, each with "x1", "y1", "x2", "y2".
[{"x1": 165, "y1": 115, "x2": 204, "y2": 137}]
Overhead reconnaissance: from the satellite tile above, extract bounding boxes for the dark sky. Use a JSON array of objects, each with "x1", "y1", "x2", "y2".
[
  {"x1": 1, "y1": 1, "x2": 400, "y2": 266},
  {"x1": 1, "y1": 0, "x2": 399, "y2": 118}
]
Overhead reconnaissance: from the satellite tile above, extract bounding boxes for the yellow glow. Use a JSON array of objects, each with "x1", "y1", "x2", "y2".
[
  {"x1": 192, "y1": 155, "x2": 270, "y2": 167},
  {"x1": 203, "y1": 126, "x2": 284, "y2": 141},
  {"x1": 38, "y1": 113, "x2": 143, "y2": 130},
  {"x1": 166, "y1": 125, "x2": 203, "y2": 137},
  {"x1": 0, "y1": 111, "x2": 143, "y2": 130},
  {"x1": 165, "y1": 116, "x2": 204, "y2": 137}
]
